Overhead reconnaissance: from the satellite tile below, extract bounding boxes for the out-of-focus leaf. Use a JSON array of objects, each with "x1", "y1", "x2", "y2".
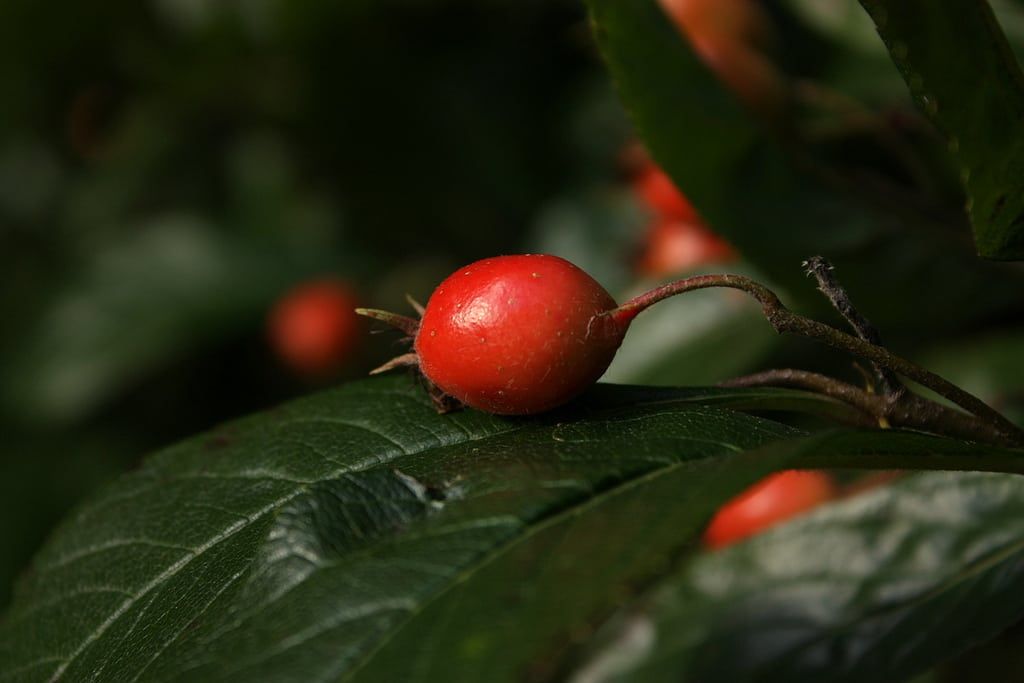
[
  {"x1": 780, "y1": 0, "x2": 908, "y2": 102},
  {"x1": 991, "y1": 0, "x2": 1024, "y2": 62},
  {"x1": 785, "y1": 0, "x2": 887, "y2": 56},
  {"x1": 918, "y1": 328, "x2": 1024, "y2": 427},
  {"x1": 572, "y1": 470, "x2": 1024, "y2": 683},
  {"x1": 584, "y1": 0, "x2": 1024, "y2": 335},
  {"x1": 858, "y1": 0, "x2": 1024, "y2": 259},
  {"x1": 0, "y1": 215, "x2": 333, "y2": 423},
  {"x1": 2, "y1": 376, "x2": 1022, "y2": 682},
  {"x1": 528, "y1": 191, "x2": 643, "y2": 295}
]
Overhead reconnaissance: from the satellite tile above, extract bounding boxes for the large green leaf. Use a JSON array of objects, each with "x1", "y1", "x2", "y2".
[
  {"x1": 858, "y1": 0, "x2": 1024, "y2": 259},
  {"x1": 572, "y1": 470, "x2": 1024, "y2": 683},
  {"x1": 2, "y1": 376, "x2": 1022, "y2": 682},
  {"x1": 584, "y1": 0, "x2": 1024, "y2": 334}
]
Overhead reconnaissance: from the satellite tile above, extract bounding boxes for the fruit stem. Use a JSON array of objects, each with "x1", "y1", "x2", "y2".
[{"x1": 605, "y1": 272, "x2": 1024, "y2": 446}]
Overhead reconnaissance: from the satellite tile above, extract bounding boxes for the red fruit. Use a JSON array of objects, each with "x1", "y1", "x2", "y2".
[
  {"x1": 660, "y1": 0, "x2": 770, "y2": 55},
  {"x1": 268, "y1": 279, "x2": 361, "y2": 376},
  {"x1": 414, "y1": 255, "x2": 627, "y2": 415},
  {"x1": 633, "y1": 162, "x2": 700, "y2": 221},
  {"x1": 697, "y1": 39, "x2": 783, "y2": 114},
  {"x1": 638, "y1": 219, "x2": 737, "y2": 277},
  {"x1": 359, "y1": 254, "x2": 749, "y2": 414},
  {"x1": 703, "y1": 470, "x2": 837, "y2": 549},
  {"x1": 658, "y1": 0, "x2": 783, "y2": 112}
]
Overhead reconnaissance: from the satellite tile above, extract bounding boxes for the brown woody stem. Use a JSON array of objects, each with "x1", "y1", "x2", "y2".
[
  {"x1": 721, "y1": 369, "x2": 1016, "y2": 446},
  {"x1": 803, "y1": 256, "x2": 903, "y2": 397},
  {"x1": 604, "y1": 273, "x2": 1024, "y2": 446}
]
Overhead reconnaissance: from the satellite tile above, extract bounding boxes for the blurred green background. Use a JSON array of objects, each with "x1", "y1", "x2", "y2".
[{"x1": 2, "y1": 0, "x2": 1023, "y2": 630}]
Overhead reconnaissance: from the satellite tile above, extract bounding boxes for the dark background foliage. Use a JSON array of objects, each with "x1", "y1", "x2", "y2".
[{"x1": 2, "y1": 0, "x2": 1023, "y2": 680}]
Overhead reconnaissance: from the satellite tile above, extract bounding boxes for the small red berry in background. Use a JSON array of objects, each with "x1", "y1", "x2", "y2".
[
  {"x1": 638, "y1": 219, "x2": 737, "y2": 277},
  {"x1": 630, "y1": 157, "x2": 737, "y2": 276},
  {"x1": 268, "y1": 279, "x2": 361, "y2": 377},
  {"x1": 632, "y1": 163, "x2": 700, "y2": 222},
  {"x1": 657, "y1": 0, "x2": 784, "y2": 113},
  {"x1": 703, "y1": 470, "x2": 837, "y2": 549}
]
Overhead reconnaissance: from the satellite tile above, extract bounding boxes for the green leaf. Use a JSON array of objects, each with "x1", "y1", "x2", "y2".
[
  {"x1": 2, "y1": 376, "x2": 1022, "y2": 682},
  {"x1": 573, "y1": 470, "x2": 1024, "y2": 683},
  {"x1": 857, "y1": 0, "x2": 1024, "y2": 259},
  {"x1": 584, "y1": 0, "x2": 1024, "y2": 334}
]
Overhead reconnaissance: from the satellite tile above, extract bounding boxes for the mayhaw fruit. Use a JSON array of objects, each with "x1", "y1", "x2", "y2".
[
  {"x1": 360, "y1": 255, "x2": 624, "y2": 414},
  {"x1": 703, "y1": 470, "x2": 837, "y2": 549},
  {"x1": 268, "y1": 278, "x2": 361, "y2": 377},
  {"x1": 360, "y1": 253, "x2": 716, "y2": 415}
]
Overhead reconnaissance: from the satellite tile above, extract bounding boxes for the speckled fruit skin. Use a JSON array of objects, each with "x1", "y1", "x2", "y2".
[
  {"x1": 703, "y1": 470, "x2": 836, "y2": 549},
  {"x1": 414, "y1": 255, "x2": 626, "y2": 415},
  {"x1": 269, "y1": 279, "x2": 360, "y2": 376}
]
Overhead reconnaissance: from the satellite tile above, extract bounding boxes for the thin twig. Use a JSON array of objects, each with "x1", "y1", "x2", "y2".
[
  {"x1": 720, "y1": 369, "x2": 882, "y2": 420},
  {"x1": 721, "y1": 368, "x2": 1016, "y2": 446},
  {"x1": 606, "y1": 273, "x2": 1024, "y2": 446},
  {"x1": 803, "y1": 256, "x2": 903, "y2": 397}
]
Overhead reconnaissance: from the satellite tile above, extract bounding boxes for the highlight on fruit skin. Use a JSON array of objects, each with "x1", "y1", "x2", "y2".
[
  {"x1": 703, "y1": 470, "x2": 837, "y2": 549},
  {"x1": 268, "y1": 278, "x2": 362, "y2": 377}
]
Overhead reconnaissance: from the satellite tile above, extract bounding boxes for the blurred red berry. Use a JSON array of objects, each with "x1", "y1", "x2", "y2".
[
  {"x1": 632, "y1": 162, "x2": 699, "y2": 222},
  {"x1": 268, "y1": 279, "x2": 361, "y2": 376},
  {"x1": 638, "y1": 218, "x2": 737, "y2": 277},
  {"x1": 703, "y1": 470, "x2": 837, "y2": 549},
  {"x1": 658, "y1": 0, "x2": 783, "y2": 113}
]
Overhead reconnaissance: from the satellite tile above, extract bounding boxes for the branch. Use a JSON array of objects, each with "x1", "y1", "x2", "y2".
[{"x1": 607, "y1": 273, "x2": 1024, "y2": 446}]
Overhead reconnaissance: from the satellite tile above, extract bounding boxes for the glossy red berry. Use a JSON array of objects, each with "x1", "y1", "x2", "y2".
[
  {"x1": 268, "y1": 279, "x2": 361, "y2": 376},
  {"x1": 703, "y1": 470, "x2": 836, "y2": 549},
  {"x1": 413, "y1": 255, "x2": 628, "y2": 415}
]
